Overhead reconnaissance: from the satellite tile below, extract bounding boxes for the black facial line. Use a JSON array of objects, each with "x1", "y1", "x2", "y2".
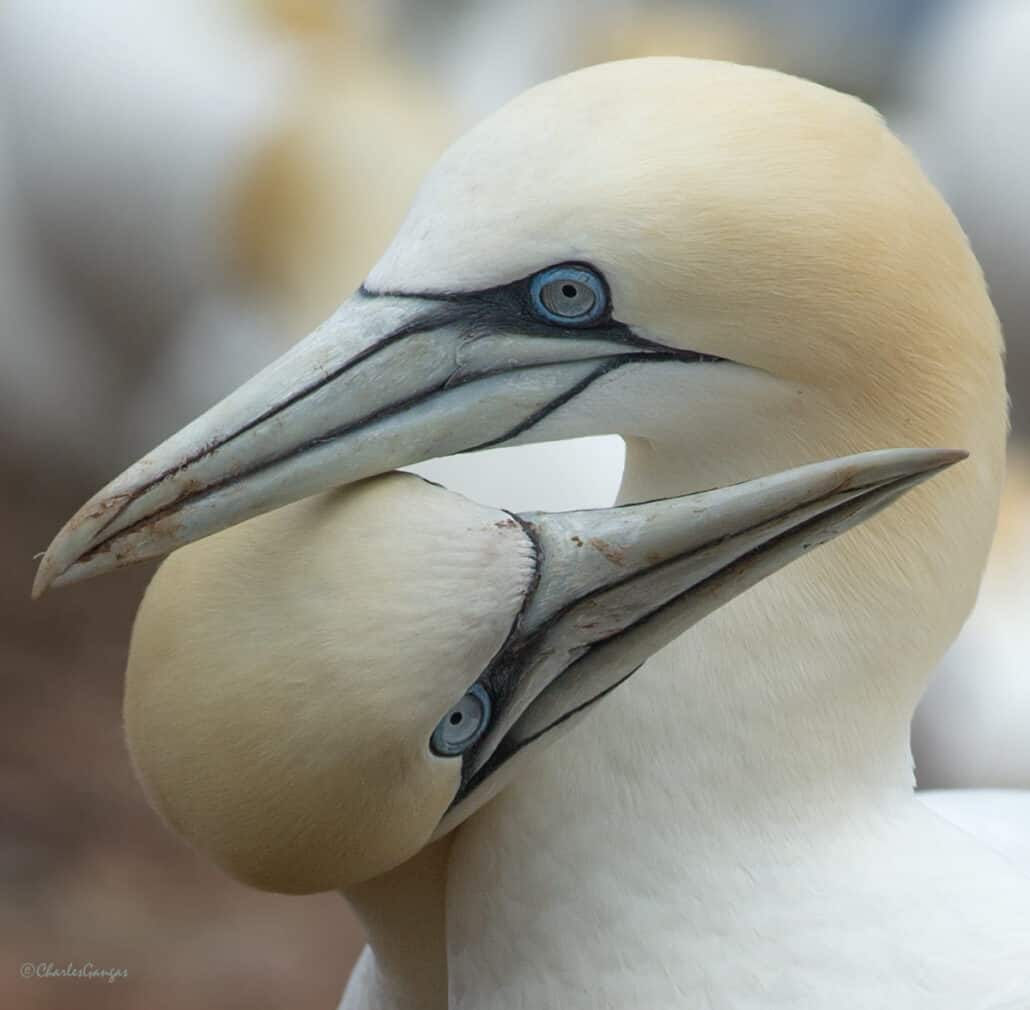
[
  {"x1": 90, "y1": 271, "x2": 723, "y2": 557},
  {"x1": 362, "y1": 266, "x2": 724, "y2": 358},
  {"x1": 448, "y1": 510, "x2": 544, "y2": 781},
  {"x1": 362, "y1": 268, "x2": 723, "y2": 457},
  {"x1": 474, "y1": 662, "x2": 643, "y2": 783},
  {"x1": 463, "y1": 352, "x2": 684, "y2": 453},
  {"x1": 77, "y1": 349, "x2": 619, "y2": 569},
  {"x1": 501, "y1": 484, "x2": 900, "y2": 745},
  {"x1": 362, "y1": 260, "x2": 614, "y2": 311},
  {"x1": 467, "y1": 462, "x2": 916, "y2": 666},
  {"x1": 449, "y1": 473, "x2": 908, "y2": 804},
  {"x1": 365, "y1": 270, "x2": 641, "y2": 354},
  {"x1": 87, "y1": 304, "x2": 461, "y2": 544}
]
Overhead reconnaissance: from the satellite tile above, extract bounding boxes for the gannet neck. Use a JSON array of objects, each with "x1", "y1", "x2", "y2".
[
  {"x1": 611, "y1": 427, "x2": 953, "y2": 800},
  {"x1": 340, "y1": 840, "x2": 451, "y2": 1010}
]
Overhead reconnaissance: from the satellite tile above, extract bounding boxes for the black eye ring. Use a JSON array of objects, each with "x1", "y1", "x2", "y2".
[
  {"x1": 430, "y1": 684, "x2": 491, "y2": 757},
  {"x1": 529, "y1": 265, "x2": 609, "y2": 326}
]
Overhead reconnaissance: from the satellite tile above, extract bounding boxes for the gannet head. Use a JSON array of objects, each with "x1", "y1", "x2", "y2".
[
  {"x1": 35, "y1": 57, "x2": 1004, "y2": 601},
  {"x1": 123, "y1": 453, "x2": 960, "y2": 893}
]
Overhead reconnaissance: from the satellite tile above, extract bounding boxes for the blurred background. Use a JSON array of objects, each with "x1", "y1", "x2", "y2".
[{"x1": 1, "y1": 1, "x2": 1027, "y2": 1006}]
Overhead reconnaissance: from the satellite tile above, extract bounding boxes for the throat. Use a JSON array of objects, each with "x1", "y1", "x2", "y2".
[
  {"x1": 340, "y1": 839, "x2": 451, "y2": 1010},
  {"x1": 614, "y1": 431, "x2": 930, "y2": 802}
]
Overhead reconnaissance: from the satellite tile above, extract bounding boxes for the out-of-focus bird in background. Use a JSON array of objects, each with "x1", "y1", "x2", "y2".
[{"x1": 0, "y1": 0, "x2": 290, "y2": 479}]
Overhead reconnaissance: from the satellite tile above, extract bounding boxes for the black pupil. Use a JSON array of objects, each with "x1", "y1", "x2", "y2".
[
  {"x1": 561, "y1": 283, "x2": 578, "y2": 299},
  {"x1": 450, "y1": 711, "x2": 463, "y2": 726}
]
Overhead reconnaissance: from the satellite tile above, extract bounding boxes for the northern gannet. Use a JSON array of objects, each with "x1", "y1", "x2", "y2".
[
  {"x1": 36, "y1": 59, "x2": 1029, "y2": 1007},
  {"x1": 121, "y1": 453, "x2": 949, "y2": 1008}
]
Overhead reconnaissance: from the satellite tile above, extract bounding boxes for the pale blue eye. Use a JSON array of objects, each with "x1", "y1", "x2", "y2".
[
  {"x1": 431, "y1": 684, "x2": 491, "y2": 757},
  {"x1": 529, "y1": 265, "x2": 608, "y2": 325}
]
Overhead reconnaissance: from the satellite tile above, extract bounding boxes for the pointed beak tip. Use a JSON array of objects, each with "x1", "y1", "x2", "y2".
[
  {"x1": 31, "y1": 561, "x2": 55, "y2": 601},
  {"x1": 867, "y1": 446, "x2": 968, "y2": 487},
  {"x1": 920, "y1": 447, "x2": 969, "y2": 478},
  {"x1": 32, "y1": 537, "x2": 76, "y2": 598},
  {"x1": 935, "y1": 447, "x2": 969, "y2": 466},
  {"x1": 31, "y1": 516, "x2": 95, "y2": 600},
  {"x1": 33, "y1": 544, "x2": 108, "y2": 599}
]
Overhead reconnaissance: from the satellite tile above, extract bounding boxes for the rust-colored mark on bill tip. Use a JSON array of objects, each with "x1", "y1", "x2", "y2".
[{"x1": 79, "y1": 492, "x2": 133, "y2": 527}]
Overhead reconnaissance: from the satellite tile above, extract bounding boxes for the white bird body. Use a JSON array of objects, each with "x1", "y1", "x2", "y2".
[
  {"x1": 920, "y1": 790, "x2": 1030, "y2": 879},
  {"x1": 36, "y1": 59, "x2": 1030, "y2": 1008}
]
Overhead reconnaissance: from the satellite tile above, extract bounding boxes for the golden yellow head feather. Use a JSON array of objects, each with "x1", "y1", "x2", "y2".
[{"x1": 124, "y1": 475, "x2": 533, "y2": 892}]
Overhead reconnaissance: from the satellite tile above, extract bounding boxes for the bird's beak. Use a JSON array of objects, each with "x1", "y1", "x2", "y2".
[
  {"x1": 435, "y1": 447, "x2": 964, "y2": 832},
  {"x1": 34, "y1": 288, "x2": 686, "y2": 597}
]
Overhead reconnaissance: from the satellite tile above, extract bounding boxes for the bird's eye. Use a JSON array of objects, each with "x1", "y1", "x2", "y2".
[
  {"x1": 430, "y1": 684, "x2": 491, "y2": 757},
  {"x1": 529, "y1": 265, "x2": 608, "y2": 326}
]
